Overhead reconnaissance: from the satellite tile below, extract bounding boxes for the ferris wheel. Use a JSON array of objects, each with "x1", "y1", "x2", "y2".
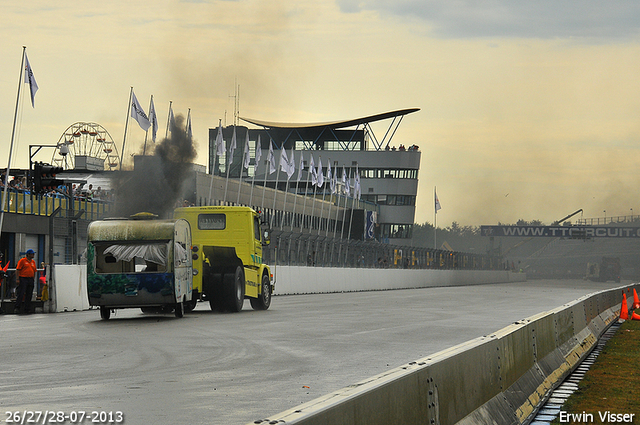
[{"x1": 51, "y1": 122, "x2": 120, "y2": 171}]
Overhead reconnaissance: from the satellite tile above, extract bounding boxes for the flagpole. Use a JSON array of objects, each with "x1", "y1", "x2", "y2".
[
  {"x1": 260, "y1": 139, "x2": 269, "y2": 213},
  {"x1": 222, "y1": 147, "x2": 231, "y2": 202},
  {"x1": 332, "y1": 181, "x2": 343, "y2": 239},
  {"x1": 345, "y1": 182, "x2": 357, "y2": 264},
  {"x1": 330, "y1": 175, "x2": 344, "y2": 265},
  {"x1": 1, "y1": 46, "x2": 27, "y2": 237},
  {"x1": 318, "y1": 185, "x2": 327, "y2": 236},
  {"x1": 344, "y1": 164, "x2": 361, "y2": 264},
  {"x1": 280, "y1": 178, "x2": 289, "y2": 230},
  {"x1": 236, "y1": 131, "x2": 243, "y2": 205},
  {"x1": 290, "y1": 178, "x2": 298, "y2": 231},
  {"x1": 120, "y1": 87, "x2": 133, "y2": 170},
  {"x1": 340, "y1": 168, "x2": 350, "y2": 240},
  {"x1": 434, "y1": 186, "x2": 438, "y2": 250},
  {"x1": 338, "y1": 177, "x2": 350, "y2": 266},
  {"x1": 223, "y1": 125, "x2": 236, "y2": 202},
  {"x1": 326, "y1": 168, "x2": 337, "y2": 238},
  {"x1": 185, "y1": 108, "x2": 191, "y2": 141},
  {"x1": 237, "y1": 129, "x2": 249, "y2": 205},
  {"x1": 208, "y1": 119, "x2": 222, "y2": 204},
  {"x1": 249, "y1": 162, "x2": 257, "y2": 208},
  {"x1": 142, "y1": 95, "x2": 153, "y2": 155},
  {"x1": 249, "y1": 135, "x2": 261, "y2": 208},
  {"x1": 310, "y1": 156, "x2": 322, "y2": 232},
  {"x1": 291, "y1": 152, "x2": 302, "y2": 231},
  {"x1": 270, "y1": 144, "x2": 281, "y2": 229},
  {"x1": 299, "y1": 154, "x2": 312, "y2": 233},
  {"x1": 165, "y1": 101, "x2": 172, "y2": 138},
  {"x1": 323, "y1": 159, "x2": 335, "y2": 237},
  {"x1": 236, "y1": 165, "x2": 242, "y2": 205}
]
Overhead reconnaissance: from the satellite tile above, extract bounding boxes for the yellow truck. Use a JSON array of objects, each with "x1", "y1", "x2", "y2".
[{"x1": 173, "y1": 206, "x2": 273, "y2": 312}]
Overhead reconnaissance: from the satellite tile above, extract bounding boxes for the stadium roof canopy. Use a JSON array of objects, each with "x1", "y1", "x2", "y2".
[{"x1": 239, "y1": 108, "x2": 419, "y2": 151}]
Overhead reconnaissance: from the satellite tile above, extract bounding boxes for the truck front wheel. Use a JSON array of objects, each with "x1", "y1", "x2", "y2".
[
  {"x1": 224, "y1": 267, "x2": 245, "y2": 312},
  {"x1": 250, "y1": 273, "x2": 271, "y2": 310}
]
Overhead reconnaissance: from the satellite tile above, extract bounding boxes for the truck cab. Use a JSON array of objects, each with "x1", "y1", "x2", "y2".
[{"x1": 173, "y1": 206, "x2": 273, "y2": 312}]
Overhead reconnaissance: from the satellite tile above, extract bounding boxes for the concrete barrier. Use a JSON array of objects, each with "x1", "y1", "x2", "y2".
[
  {"x1": 273, "y1": 266, "x2": 526, "y2": 295},
  {"x1": 250, "y1": 284, "x2": 638, "y2": 425},
  {"x1": 43, "y1": 265, "x2": 525, "y2": 312},
  {"x1": 46, "y1": 264, "x2": 89, "y2": 312}
]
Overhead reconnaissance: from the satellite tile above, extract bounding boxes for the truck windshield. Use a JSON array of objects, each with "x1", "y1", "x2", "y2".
[{"x1": 198, "y1": 213, "x2": 226, "y2": 230}]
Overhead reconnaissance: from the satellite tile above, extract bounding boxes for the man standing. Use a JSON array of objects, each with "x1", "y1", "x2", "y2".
[{"x1": 15, "y1": 249, "x2": 37, "y2": 314}]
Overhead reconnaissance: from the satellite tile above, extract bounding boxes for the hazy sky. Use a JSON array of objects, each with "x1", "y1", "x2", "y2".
[{"x1": 2, "y1": 0, "x2": 640, "y2": 226}]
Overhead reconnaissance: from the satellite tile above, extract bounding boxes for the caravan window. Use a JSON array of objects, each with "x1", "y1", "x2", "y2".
[{"x1": 93, "y1": 241, "x2": 169, "y2": 274}]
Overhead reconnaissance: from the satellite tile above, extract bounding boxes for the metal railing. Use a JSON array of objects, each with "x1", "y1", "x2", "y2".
[
  {"x1": 263, "y1": 229, "x2": 503, "y2": 271},
  {"x1": 0, "y1": 188, "x2": 112, "y2": 221}
]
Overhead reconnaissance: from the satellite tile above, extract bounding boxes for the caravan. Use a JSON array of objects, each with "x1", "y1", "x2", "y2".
[{"x1": 86, "y1": 213, "x2": 192, "y2": 319}]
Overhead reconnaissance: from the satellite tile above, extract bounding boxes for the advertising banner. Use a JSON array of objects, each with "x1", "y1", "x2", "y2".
[{"x1": 480, "y1": 225, "x2": 640, "y2": 238}]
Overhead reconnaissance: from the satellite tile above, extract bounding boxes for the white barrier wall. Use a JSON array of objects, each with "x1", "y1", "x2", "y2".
[
  {"x1": 250, "y1": 284, "x2": 638, "y2": 425},
  {"x1": 273, "y1": 266, "x2": 526, "y2": 295},
  {"x1": 44, "y1": 265, "x2": 525, "y2": 312}
]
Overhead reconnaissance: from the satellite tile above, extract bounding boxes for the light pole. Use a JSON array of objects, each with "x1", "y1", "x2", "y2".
[
  {"x1": 603, "y1": 210, "x2": 606, "y2": 224},
  {"x1": 631, "y1": 208, "x2": 634, "y2": 221}
]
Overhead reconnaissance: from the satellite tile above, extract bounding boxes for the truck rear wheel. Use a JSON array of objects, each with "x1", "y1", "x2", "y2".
[
  {"x1": 100, "y1": 306, "x2": 111, "y2": 320},
  {"x1": 184, "y1": 291, "x2": 198, "y2": 312},
  {"x1": 250, "y1": 273, "x2": 271, "y2": 310},
  {"x1": 224, "y1": 266, "x2": 245, "y2": 312}
]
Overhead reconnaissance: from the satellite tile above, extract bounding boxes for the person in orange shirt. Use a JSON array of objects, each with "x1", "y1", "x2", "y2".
[{"x1": 15, "y1": 249, "x2": 37, "y2": 314}]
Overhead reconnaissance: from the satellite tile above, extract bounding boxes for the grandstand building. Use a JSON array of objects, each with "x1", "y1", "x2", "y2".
[{"x1": 206, "y1": 109, "x2": 421, "y2": 245}]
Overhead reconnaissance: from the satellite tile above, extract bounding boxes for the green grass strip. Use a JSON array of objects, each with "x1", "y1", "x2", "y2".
[{"x1": 552, "y1": 317, "x2": 640, "y2": 424}]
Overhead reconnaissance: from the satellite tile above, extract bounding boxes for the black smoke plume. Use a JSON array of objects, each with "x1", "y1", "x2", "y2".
[{"x1": 112, "y1": 114, "x2": 197, "y2": 218}]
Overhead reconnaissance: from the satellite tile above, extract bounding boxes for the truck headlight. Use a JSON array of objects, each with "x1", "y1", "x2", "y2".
[{"x1": 192, "y1": 269, "x2": 199, "y2": 276}]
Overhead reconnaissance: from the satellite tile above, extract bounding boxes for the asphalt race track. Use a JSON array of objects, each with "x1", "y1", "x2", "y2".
[{"x1": 0, "y1": 279, "x2": 627, "y2": 425}]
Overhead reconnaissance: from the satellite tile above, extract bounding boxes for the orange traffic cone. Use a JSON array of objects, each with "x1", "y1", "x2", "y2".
[
  {"x1": 632, "y1": 311, "x2": 640, "y2": 321},
  {"x1": 633, "y1": 288, "x2": 640, "y2": 310},
  {"x1": 620, "y1": 293, "x2": 629, "y2": 321}
]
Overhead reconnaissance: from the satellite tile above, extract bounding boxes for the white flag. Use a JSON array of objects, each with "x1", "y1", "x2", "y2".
[
  {"x1": 24, "y1": 53, "x2": 38, "y2": 108},
  {"x1": 228, "y1": 127, "x2": 237, "y2": 165},
  {"x1": 267, "y1": 141, "x2": 276, "y2": 174},
  {"x1": 186, "y1": 109, "x2": 192, "y2": 140},
  {"x1": 435, "y1": 188, "x2": 442, "y2": 213},
  {"x1": 341, "y1": 166, "x2": 347, "y2": 187},
  {"x1": 149, "y1": 96, "x2": 158, "y2": 142},
  {"x1": 279, "y1": 147, "x2": 289, "y2": 177},
  {"x1": 215, "y1": 124, "x2": 225, "y2": 157},
  {"x1": 131, "y1": 90, "x2": 151, "y2": 131},
  {"x1": 345, "y1": 168, "x2": 351, "y2": 196},
  {"x1": 317, "y1": 157, "x2": 324, "y2": 188},
  {"x1": 310, "y1": 155, "x2": 317, "y2": 186},
  {"x1": 254, "y1": 135, "x2": 262, "y2": 173},
  {"x1": 287, "y1": 147, "x2": 296, "y2": 180},
  {"x1": 328, "y1": 160, "x2": 336, "y2": 194},
  {"x1": 242, "y1": 130, "x2": 251, "y2": 170},
  {"x1": 297, "y1": 152, "x2": 304, "y2": 182}
]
